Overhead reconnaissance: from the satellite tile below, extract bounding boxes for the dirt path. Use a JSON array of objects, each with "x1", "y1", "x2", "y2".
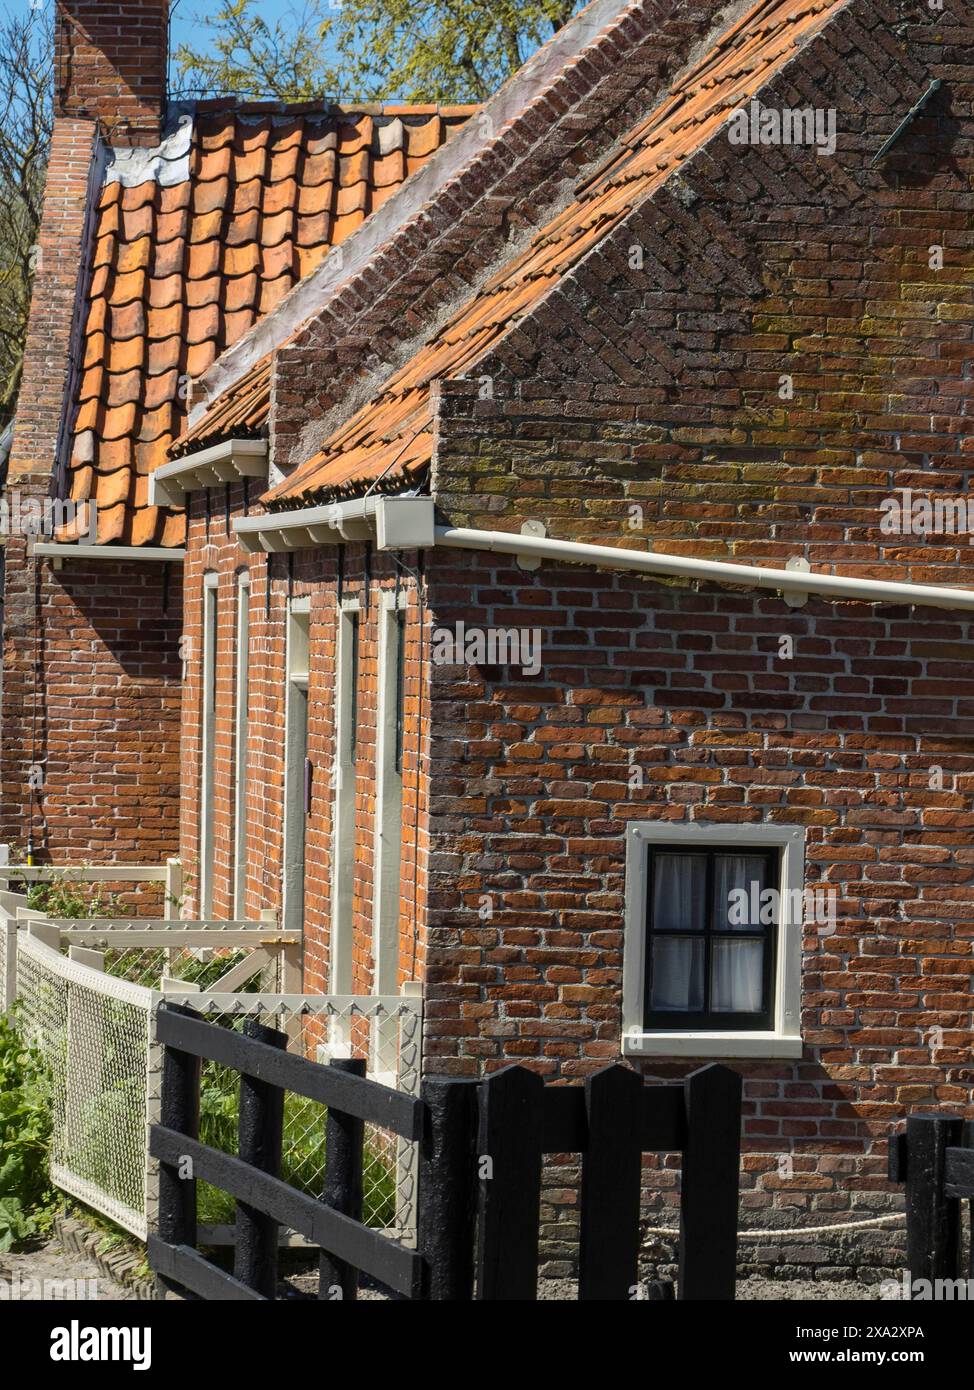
[{"x1": 0, "y1": 1240, "x2": 136, "y2": 1301}]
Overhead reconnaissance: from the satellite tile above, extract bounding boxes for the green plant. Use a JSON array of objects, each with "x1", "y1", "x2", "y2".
[
  {"x1": 0, "y1": 1010, "x2": 60, "y2": 1250},
  {"x1": 196, "y1": 1060, "x2": 397, "y2": 1231},
  {"x1": 25, "y1": 870, "x2": 119, "y2": 920}
]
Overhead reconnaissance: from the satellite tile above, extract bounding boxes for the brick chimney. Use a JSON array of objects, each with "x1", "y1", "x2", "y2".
[{"x1": 55, "y1": 1, "x2": 168, "y2": 146}]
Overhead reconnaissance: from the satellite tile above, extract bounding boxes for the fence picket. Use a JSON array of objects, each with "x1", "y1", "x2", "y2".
[
  {"x1": 578, "y1": 1064, "x2": 643, "y2": 1301},
  {"x1": 476, "y1": 1065, "x2": 544, "y2": 1300},
  {"x1": 156, "y1": 1003, "x2": 202, "y2": 1298},
  {"x1": 678, "y1": 1063, "x2": 742, "y2": 1301},
  {"x1": 319, "y1": 1057, "x2": 366, "y2": 1301},
  {"x1": 904, "y1": 1113, "x2": 963, "y2": 1287},
  {"x1": 418, "y1": 1077, "x2": 479, "y2": 1300},
  {"x1": 234, "y1": 1019, "x2": 287, "y2": 1298}
]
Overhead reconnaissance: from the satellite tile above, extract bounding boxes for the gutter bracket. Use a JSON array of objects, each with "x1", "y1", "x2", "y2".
[
  {"x1": 783, "y1": 556, "x2": 810, "y2": 608},
  {"x1": 517, "y1": 519, "x2": 546, "y2": 571}
]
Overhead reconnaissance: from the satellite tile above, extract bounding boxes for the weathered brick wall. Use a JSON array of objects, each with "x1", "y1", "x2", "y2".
[
  {"x1": 0, "y1": 552, "x2": 182, "y2": 906},
  {"x1": 55, "y1": 0, "x2": 168, "y2": 145},
  {"x1": 1, "y1": 119, "x2": 96, "y2": 839},
  {"x1": 2, "y1": 115, "x2": 182, "y2": 879},
  {"x1": 180, "y1": 491, "x2": 429, "y2": 991},
  {"x1": 423, "y1": 551, "x2": 974, "y2": 1271},
  {"x1": 418, "y1": 0, "x2": 974, "y2": 1273},
  {"x1": 269, "y1": 0, "x2": 727, "y2": 469}
]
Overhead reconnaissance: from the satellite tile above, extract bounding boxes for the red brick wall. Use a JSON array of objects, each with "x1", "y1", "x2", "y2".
[
  {"x1": 179, "y1": 492, "x2": 429, "y2": 992},
  {"x1": 2, "y1": 110, "x2": 181, "y2": 883},
  {"x1": 55, "y1": 0, "x2": 168, "y2": 145},
  {"x1": 415, "y1": 0, "x2": 974, "y2": 1270},
  {"x1": 421, "y1": 550, "x2": 974, "y2": 1268}
]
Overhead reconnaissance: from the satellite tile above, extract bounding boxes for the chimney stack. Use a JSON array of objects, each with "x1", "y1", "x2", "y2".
[{"x1": 55, "y1": 1, "x2": 169, "y2": 146}]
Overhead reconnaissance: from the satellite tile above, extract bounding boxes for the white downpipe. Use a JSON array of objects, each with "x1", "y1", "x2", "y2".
[{"x1": 433, "y1": 525, "x2": 974, "y2": 612}]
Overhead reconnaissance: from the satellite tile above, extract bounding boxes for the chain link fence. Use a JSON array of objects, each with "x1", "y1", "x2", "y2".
[
  {"x1": 16, "y1": 929, "x2": 153, "y2": 1237},
  {"x1": 9, "y1": 920, "x2": 423, "y2": 1246},
  {"x1": 161, "y1": 994, "x2": 423, "y2": 1244}
]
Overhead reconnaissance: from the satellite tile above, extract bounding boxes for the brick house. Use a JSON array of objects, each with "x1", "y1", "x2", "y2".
[
  {"x1": 1, "y1": 0, "x2": 472, "y2": 882},
  {"x1": 8, "y1": 0, "x2": 974, "y2": 1279}
]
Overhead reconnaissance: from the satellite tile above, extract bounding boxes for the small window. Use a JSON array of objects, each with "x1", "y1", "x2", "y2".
[
  {"x1": 623, "y1": 823, "x2": 804, "y2": 1058},
  {"x1": 644, "y1": 845, "x2": 777, "y2": 1030}
]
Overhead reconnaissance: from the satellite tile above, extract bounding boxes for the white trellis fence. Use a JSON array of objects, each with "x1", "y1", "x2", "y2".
[{"x1": 1, "y1": 884, "x2": 423, "y2": 1246}]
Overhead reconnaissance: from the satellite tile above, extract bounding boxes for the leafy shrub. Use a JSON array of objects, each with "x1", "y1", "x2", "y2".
[
  {"x1": 26, "y1": 871, "x2": 119, "y2": 919},
  {"x1": 0, "y1": 1011, "x2": 59, "y2": 1250}
]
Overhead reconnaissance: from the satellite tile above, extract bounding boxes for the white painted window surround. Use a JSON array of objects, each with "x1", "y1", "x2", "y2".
[
  {"x1": 232, "y1": 571, "x2": 250, "y2": 919},
  {"x1": 199, "y1": 572, "x2": 218, "y2": 918},
  {"x1": 329, "y1": 597, "x2": 360, "y2": 995},
  {"x1": 373, "y1": 590, "x2": 406, "y2": 999},
  {"x1": 622, "y1": 821, "x2": 804, "y2": 1059},
  {"x1": 282, "y1": 598, "x2": 310, "y2": 938}
]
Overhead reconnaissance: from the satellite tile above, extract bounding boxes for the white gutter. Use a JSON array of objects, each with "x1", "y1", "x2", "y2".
[
  {"x1": 231, "y1": 493, "x2": 974, "y2": 612},
  {"x1": 432, "y1": 523, "x2": 974, "y2": 612},
  {"x1": 148, "y1": 438, "x2": 268, "y2": 508},
  {"x1": 32, "y1": 542, "x2": 185, "y2": 564},
  {"x1": 233, "y1": 496, "x2": 380, "y2": 551},
  {"x1": 232, "y1": 494, "x2": 435, "y2": 551}
]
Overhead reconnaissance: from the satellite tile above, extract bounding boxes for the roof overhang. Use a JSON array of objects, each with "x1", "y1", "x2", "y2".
[
  {"x1": 233, "y1": 495, "x2": 436, "y2": 552},
  {"x1": 148, "y1": 438, "x2": 268, "y2": 508}
]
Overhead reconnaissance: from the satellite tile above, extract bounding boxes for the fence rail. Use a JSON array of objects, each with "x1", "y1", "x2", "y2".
[{"x1": 149, "y1": 1010, "x2": 743, "y2": 1302}]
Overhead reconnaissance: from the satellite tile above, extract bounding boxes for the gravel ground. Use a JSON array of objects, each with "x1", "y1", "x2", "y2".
[
  {"x1": 0, "y1": 1240, "x2": 136, "y2": 1301},
  {"x1": 0, "y1": 1245, "x2": 892, "y2": 1302},
  {"x1": 279, "y1": 1260, "x2": 892, "y2": 1301}
]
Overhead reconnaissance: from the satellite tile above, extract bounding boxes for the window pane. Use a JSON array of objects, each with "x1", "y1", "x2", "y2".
[
  {"x1": 711, "y1": 938, "x2": 764, "y2": 1012},
  {"x1": 649, "y1": 937, "x2": 704, "y2": 1012},
  {"x1": 652, "y1": 853, "x2": 706, "y2": 932},
  {"x1": 714, "y1": 853, "x2": 772, "y2": 931}
]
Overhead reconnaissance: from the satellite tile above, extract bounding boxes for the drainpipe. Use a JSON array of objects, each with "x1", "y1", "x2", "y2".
[{"x1": 431, "y1": 524, "x2": 974, "y2": 613}]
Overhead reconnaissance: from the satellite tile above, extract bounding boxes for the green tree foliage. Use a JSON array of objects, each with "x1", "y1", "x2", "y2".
[
  {"x1": 0, "y1": 6, "x2": 52, "y2": 429},
  {"x1": 173, "y1": 0, "x2": 583, "y2": 104}
]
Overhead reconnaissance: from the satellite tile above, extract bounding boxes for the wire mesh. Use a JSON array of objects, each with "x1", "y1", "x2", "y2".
[
  {"x1": 16, "y1": 939, "x2": 150, "y2": 1238},
  {"x1": 101, "y1": 944, "x2": 276, "y2": 992},
  {"x1": 190, "y1": 998, "x2": 422, "y2": 1243},
  {"x1": 12, "y1": 925, "x2": 422, "y2": 1246}
]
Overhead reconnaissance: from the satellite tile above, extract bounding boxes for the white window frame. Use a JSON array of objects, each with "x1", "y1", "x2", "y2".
[
  {"x1": 622, "y1": 821, "x2": 804, "y2": 1059},
  {"x1": 199, "y1": 572, "x2": 218, "y2": 918},
  {"x1": 329, "y1": 596, "x2": 360, "y2": 996},
  {"x1": 281, "y1": 597, "x2": 310, "y2": 938},
  {"x1": 370, "y1": 589, "x2": 406, "y2": 1081},
  {"x1": 232, "y1": 571, "x2": 250, "y2": 919}
]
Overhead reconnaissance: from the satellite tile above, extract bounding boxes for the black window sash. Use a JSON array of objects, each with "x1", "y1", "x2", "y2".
[{"x1": 643, "y1": 844, "x2": 778, "y2": 1031}]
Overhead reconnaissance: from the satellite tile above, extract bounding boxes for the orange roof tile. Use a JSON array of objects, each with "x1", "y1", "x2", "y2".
[
  {"x1": 267, "y1": 0, "x2": 848, "y2": 507},
  {"x1": 65, "y1": 103, "x2": 474, "y2": 544}
]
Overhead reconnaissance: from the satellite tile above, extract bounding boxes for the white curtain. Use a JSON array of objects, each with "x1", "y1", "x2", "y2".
[
  {"x1": 650, "y1": 851, "x2": 766, "y2": 1014},
  {"x1": 711, "y1": 939, "x2": 763, "y2": 1013},
  {"x1": 713, "y1": 853, "x2": 766, "y2": 1011},
  {"x1": 713, "y1": 853, "x2": 768, "y2": 929},
  {"x1": 650, "y1": 937, "x2": 704, "y2": 1012},
  {"x1": 652, "y1": 853, "x2": 706, "y2": 931}
]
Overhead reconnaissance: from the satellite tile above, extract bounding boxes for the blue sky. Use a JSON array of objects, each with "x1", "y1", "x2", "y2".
[
  {"x1": 167, "y1": 0, "x2": 343, "y2": 96},
  {"x1": 169, "y1": 0, "x2": 294, "y2": 50}
]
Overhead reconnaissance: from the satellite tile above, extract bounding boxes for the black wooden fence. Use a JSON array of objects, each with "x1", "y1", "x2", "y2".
[
  {"x1": 889, "y1": 1113, "x2": 974, "y2": 1291},
  {"x1": 149, "y1": 1003, "x2": 743, "y2": 1301}
]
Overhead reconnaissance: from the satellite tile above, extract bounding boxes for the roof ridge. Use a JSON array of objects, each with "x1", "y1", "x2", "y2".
[
  {"x1": 265, "y1": 0, "x2": 853, "y2": 507},
  {"x1": 196, "y1": 0, "x2": 666, "y2": 406}
]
